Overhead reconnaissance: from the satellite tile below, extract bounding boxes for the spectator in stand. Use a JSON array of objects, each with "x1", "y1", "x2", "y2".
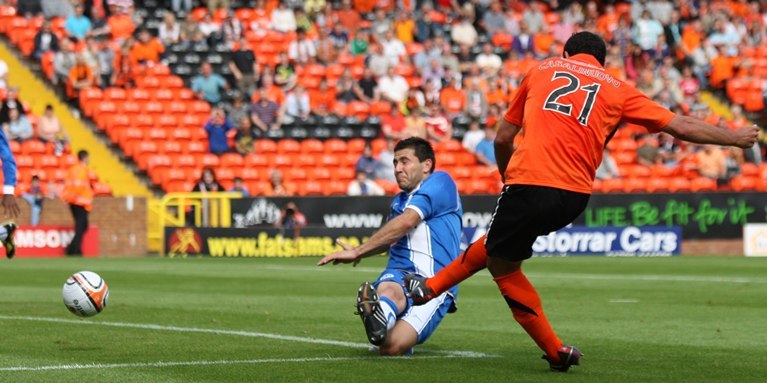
[
  {"x1": 521, "y1": 1, "x2": 546, "y2": 34},
  {"x1": 273, "y1": 52, "x2": 297, "y2": 90},
  {"x1": 393, "y1": 10, "x2": 415, "y2": 43},
  {"x1": 171, "y1": 0, "x2": 192, "y2": 15},
  {"x1": 229, "y1": 38, "x2": 259, "y2": 95},
  {"x1": 265, "y1": 169, "x2": 294, "y2": 196},
  {"x1": 193, "y1": 167, "x2": 224, "y2": 193},
  {"x1": 180, "y1": 13, "x2": 204, "y2": 44},
  {"x1": 87, "y1": 5, "x2": 110, "y2": 40},
  {"x1": 440, "y1": 77, "x2": 465, "y2": 118},
  {"x1": 335, "y1": 68, "x2": 356, "y2": 102},
  {"x1": 350, "y1": 30, "x2": 369, "y2": 56},
  {"x1": 222, "y1": 12, "x2": 244, "y2": 44},
  {"x1": 67, "y1": 54, "x2": 97, "y2": 99},
  {"x1": 367, "y1": 43, "x2": 389, "y2": 77},
  {"x1": 348, "y1": 171, "x2": 385, "y2": 196},
  {"x1": 316, "y1": 27, "x2": 338, "y2": 64},
  {"x1": 18, "y1": 0, "x2": 43, "y2": 18},
  {"x1": 94, "y1": 38, "x2": 115, "y2": 89},
  {"x1": 422, "y1": 58, "x2": 445, "y2": 87},
  {"x1": 114, "y1": 38, "x2": 135, "y2": 87},
  {"x1": 482, "y1": 1, "x2": 506, "y2": 36},
  {"x1": 474, "y1": 125, "x2": 496, "y2": 168},
  {"x1": 381, "y1": 30, "x2": 406, "y2": 64},
  {"x1": 632, "y1": 11, "x2": 664, "y2": 54},
  {"x1": 33, "y1": 20, "x2": 60, "y2": 60},
  {"x1": 3, "y1": 108, "x2": 33, "y2": 142},
  {"x1": 65, "y1": 4, "x2": 92, "y2": 41},
  {"x1": 0, "y1": 59, "x2": 7, "y2": 89},
  {"x1": 204, "y1": 107, "x2": 234, "y2": 155},
  {"x1": 199, "y1": 14, "x2": 223, "y2": 46},
  {"x1": 329, "y1": 23, "x2": 349, "y2": 51},
  {"x1": 404, "y1": 109, "x2": 427, "y2": 139},
  {"x1": 22, "y1": 175, "x2": 46, "y2": 226},
  {"x1": 229, "y1": 177, "x2": 250, "y2": 197},
  {"x1": 678, "y1": 67, "x2": 699, "y2": 99},
  {"x1": 42, "y1": 0, "x2": 73, "y2": 19},
  {"x1": 378, "y1": 66, "x2": 410, "y2": 104},
  {"x1": 307, "y1": 0, "x2": 329, "y2": 21},
  {"x1": 657, "y1": 131, "x2": 685, "y2": 169},
  {"x1": 53, "y1": 38, "x2": 77, "y2": 86},
  {"x1": 192, "y1": 62, "x2": 228, "y2": 104},
  {"x1": 596, "y1": 148, "x2": 621, "y2": 180},
  {"x1": 511, "y1": 22, "x2": 537, "y2": 56},
  {"x1": 234, "y1": 116, "x2": 256, "y2": 155},
  {"x1": 354, "y1": 67, "x2": 380, "y2": 103},
  {"x1": 415, "y1": 2, "x2": 443, "y2": 42},
  {"x1": 225, "y1": 93, "x2": 249, "y2": 127},
  {"x1": 404, "y1": 87, "x2": 425, "y2": 116},
  {"x1": 107, "y1": 7, "x2": 136, "y2": 43},
  {"x1": 413, "y1": 39, "x2": 439, "y2": 75},
  {"x1": 337, "y1": 0, "x2": 361, "y2": 33},
  {"x1": 206, "y1": 0, "x2": 230, "y2": 13},
  {"x1": 451, "y1": 14, "x2": 478, "y2": 47},
  {"x1": 697, "y1": 145, "x2": 727, "y2": 182},
  {"x1": 159, "y1": 12, "x2": 181, "y2": 46},
  {"x1": 37, "y1": 104, "x2": 68, "y2": 154},
  {"x1": 371, "y1": 8, "x2": 391, "y2": 42},
  {"x1": 462, "y1": 119, "x2": 484, "y2": 153},
  {"x1": 288, "y1": 28, "x2": 316, "y2": 64},
  {"x1": 285, "y1": 85, "x2": 311, "y2": 121},
  {"x1": 375, "y1": 138, "x2": 396, "y2": 182},
  {"x1": 355, "y1": 142, "x2": 381, "y2": 179},
  {"x1": 130, "y1": 29, "x2": 165, "y2": 64},
  {"x1": 311, "y1": 80, "x2": 335, "y2": 113},
  {"x1": 275, "y1": 201, "x2": 306, "y2": 231},
  {"x1": 707, "y1": 19, "x2": 741, "y2": 57},
  {"x1": 250, "y1": 87, "x2": 284, "y2": 131},
  {"x1": 0, "y1": 88, "x2": 25, "y2": 126},
  {"x1": 271, "y1": 3, "x2": 297, "y2": 34},
  {"x1": 637, "y1": 135, "x2": 661, "y2": 167},
  {"x1": 381, "y1": 106, "x2": 406, "y2": 140},
  {"x1": 476, "y1": 43, "x2": 502, "y2": 77},
  {"x1": 294, "y1": 8, "x2": 314, "y2": 33},
  {"x1": 424, "y1": 103, "x2": 451, "y2": 143},
  {"x1": 464, "y1": 78, "x2": 488, "y2": 120}
]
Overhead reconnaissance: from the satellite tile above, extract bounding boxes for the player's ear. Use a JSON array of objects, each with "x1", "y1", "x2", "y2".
[{"x1": 563, "y1": 50, "x2": 570, "y2": 59}]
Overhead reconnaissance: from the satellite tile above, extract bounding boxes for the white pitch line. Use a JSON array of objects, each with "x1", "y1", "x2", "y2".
[
  {"x1": 608, "y1": 299, "x2": 640, "y2": 303},
  {"x1": 0, "y1": 355, "x2": 474, "y2": 372},
  {"x1": 260, "y1": 265, "x2": 767, "y2": 284},
  {"x1": 0, "y1": 315, "x2": 493, "y2": 359}
]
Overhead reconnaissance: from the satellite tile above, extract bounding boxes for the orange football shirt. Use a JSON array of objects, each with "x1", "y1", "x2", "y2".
[{"x1": 503, "y1": 54, "x2": 675, "y2": 194}]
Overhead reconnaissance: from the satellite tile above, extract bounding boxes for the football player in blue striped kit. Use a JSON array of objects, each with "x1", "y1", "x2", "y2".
[
  {"x1": 318, "y1": 137, "x2": 461, "y2": 356},
  {"x1": 0, "y1": 116, "x2": 21, "y2": 258}
]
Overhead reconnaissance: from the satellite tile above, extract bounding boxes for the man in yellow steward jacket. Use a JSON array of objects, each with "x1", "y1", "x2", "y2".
[{"x1": 63, "y1": 150, "x2": 94, "y2": 256}]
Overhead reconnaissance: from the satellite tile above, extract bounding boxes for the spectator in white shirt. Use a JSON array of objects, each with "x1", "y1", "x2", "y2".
[
  {"x1": 159, "y1": 12, "x2": 181, "y2": 46},
  {"x1": 377, "y1": 66, "x2": 410, "y2": 104},
  {"x1": 271, "y1": 3, "x2": 297, "y2": 33},
  {"x1": 475, "y1": 43, "x2": 502, "y2": 76},
  {"x1": 462, "y1": 120, "x2": 484, "y2": 153},
  {"x1": 451, "y1": 14, "x2": 478, "y2": 47},
  {"x1": 288, "y1": 29, "x2": 316, "y2": 64},
  {"x1": 285, "y1": 85, "x2": 311, "y2": 119},
  {"x1": 381, "y1": 30, "x2": 406, "y2": 63},
  {"x1": 348, "y1": 171, "x2": 385, "y2": 196}
]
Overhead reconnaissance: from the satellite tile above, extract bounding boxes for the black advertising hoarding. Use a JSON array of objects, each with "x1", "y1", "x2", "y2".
[{"x1": 229, "y1": 192, "x2": 767, "y2": 240}]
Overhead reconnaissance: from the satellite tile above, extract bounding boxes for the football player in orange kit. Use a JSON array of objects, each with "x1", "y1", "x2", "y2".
[{"x1": 405, "y1": 32, "x2": 760, "y2": 372}]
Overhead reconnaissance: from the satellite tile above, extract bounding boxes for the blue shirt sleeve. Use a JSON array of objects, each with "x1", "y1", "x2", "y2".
[
  {"x1": 0, "y1": 129, "x2": 17, "y2": 187},
  {"x1": 405, "y1": 171, "x2": 459, "y2": 221}
]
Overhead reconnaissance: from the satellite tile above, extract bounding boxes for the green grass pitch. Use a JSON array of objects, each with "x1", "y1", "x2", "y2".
[{"x1": 0, "y1": 256, "x2": 765, "y2": 382}]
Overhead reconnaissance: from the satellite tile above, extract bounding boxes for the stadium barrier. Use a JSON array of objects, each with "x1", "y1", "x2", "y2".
[
  {"x1": 13, "y1": 197, "x2": 146, "y2": 257},
  {"x1": 151, "y1": 192, "x2": 242, "y2": 254},
  {"x1": 158, "y1": 192, "x2": 764, "y2": 257}
]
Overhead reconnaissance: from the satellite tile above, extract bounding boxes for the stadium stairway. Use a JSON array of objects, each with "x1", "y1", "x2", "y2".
[{"x1": 0, "y1": 42, "x2": 151, "y2": 197}]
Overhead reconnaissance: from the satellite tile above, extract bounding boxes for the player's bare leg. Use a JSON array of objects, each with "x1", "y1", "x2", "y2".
[
  {"x1": 379, "y1": 320, "x2": 418, "y2": 356},
  {"x1": 405, "y1": 235, "x2": 489, "y2": 304},
  {"x1": 487, "y1": 257, "x2": 581, "y2": 372}
]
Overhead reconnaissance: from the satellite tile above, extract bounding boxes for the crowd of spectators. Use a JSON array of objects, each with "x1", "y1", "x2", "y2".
[{"x1": 7, "y1": 0, "x2": 767, "y2": 193}]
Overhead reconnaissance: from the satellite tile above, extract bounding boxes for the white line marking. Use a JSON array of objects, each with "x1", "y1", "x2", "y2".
[
  {"x1": 0, "y1": 315, "x2": 493, "y2": 359},
  {"x1": 0, "y1": 355, "x2": 474, "y2": 372},
  {"x1": 608, "y1": 299, "x2": 639, "y2": 303},
  {"x1": 262, "y1": 265, "x2": 767, "y2": 284}
]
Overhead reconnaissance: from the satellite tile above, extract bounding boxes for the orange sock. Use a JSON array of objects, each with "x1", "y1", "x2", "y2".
[
  {"x1": 494, "y1": 269, "x2": 562, "y2": 361},
  {"x1": 426, "y1": 235, "x2": 489, "y2": 296}
]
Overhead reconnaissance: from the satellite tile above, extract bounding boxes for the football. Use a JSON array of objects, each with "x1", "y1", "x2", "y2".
[{"x1": 62, "y1": 271, "x2": 109, "y2": 317}]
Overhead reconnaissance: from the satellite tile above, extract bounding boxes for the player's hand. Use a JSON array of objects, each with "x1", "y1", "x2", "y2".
[
  {"x1": 317, "y1": 239, "x2": 361, "y2": 266},
  {"x1": 1, "y1": 195, "x2": 20, "y2": 218},
  {"x1": 734, "y1": 125, "x2": 760, "y2": 149}
]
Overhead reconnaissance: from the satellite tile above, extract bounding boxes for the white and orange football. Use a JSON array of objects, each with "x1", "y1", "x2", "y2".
[{"x1": 62, "y1": 271, "x2": 109, "y2": 317}]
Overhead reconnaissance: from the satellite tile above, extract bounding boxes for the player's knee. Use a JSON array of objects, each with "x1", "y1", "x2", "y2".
[
  {"x1": 379, "y1": 341, "x2": 411, "y2": 356},
  {"x1": 487, "y1": 257, "x2": 521, "y2": 277}
]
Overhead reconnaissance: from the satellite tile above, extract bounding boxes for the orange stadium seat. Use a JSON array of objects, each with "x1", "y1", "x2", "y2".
[
  {"x1": 668, "y1": 177, "x2": 692, "y2": 192},
  {"x1": 601, "y1": 178, "x2": 624, "y2": 193},
  {"x1": 647, "y1": 178, "x2": 671, "y2": 193},
  {"x1": 244, "y1": 153, "x2": 269, "y2": 168},
  {"x1": 296, "y1": 155, "x2": 317, "y2": 168},
  {"x1": 622, "y1": 177, "x2": 648, "y2": 193},
  {"x1": 277, "y1": 139, "x2": 301, "y2": 153},
  {"x1": 255, "y1": 140, "x2": 278, "y2": 153},
  {"x1": 324, "y1": 138, "x2": 347, "y2": 154}
]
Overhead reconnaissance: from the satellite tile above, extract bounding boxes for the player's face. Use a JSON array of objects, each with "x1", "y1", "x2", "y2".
[{"x1": 393, "y1": 148, "x2": 431, "y2": 192}]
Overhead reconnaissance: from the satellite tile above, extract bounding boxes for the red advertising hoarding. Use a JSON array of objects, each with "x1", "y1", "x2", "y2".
[{"x1": 0, "y1": 226, "x2": 99, "y2": 258}]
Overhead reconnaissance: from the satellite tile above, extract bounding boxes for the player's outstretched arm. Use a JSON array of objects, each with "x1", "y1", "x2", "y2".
[
  {"x1": 661, "y1": 115, "x2": 759, "y2": 149},
  {"x1": 0, "y1": 129, "x2": 19, "y2": 218},
  {"x1": 317, "y1": 209, "x2": 422, "y2": 266},
  {"x1": 494, "y1": 120, "x2": 522, "y2": 178}
]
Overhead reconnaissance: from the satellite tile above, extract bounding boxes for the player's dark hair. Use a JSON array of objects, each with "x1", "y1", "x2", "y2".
[
  {"x1": 563, "y1": 32, "x2": 607, "y2": 66},
  {"x1": 394, "y1": 137, "x2": 436, "y2": 173},
  {"x1": 77, "y1": 150, "x2": 88, "y2": 161}
]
